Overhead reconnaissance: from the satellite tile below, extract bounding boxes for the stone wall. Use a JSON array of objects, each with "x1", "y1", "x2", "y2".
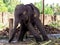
[{"x1": 0, "y1": 12, "x2": 60, "y2": 27}]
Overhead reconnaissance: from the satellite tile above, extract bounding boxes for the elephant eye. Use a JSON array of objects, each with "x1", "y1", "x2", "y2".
[
  {"x1": 23, "y1": 11, "x2": 26, "y2": 15},
  {"x1": 34, "y1": 13, "x2": 37, "y2": 17}
]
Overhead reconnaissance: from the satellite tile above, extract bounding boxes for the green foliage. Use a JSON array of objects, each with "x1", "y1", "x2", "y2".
[
  {"x1": 49, "y1": 21, "x2": 60, "y2": 28},
  {"x1": 34, "y1": 0, "x2": 54, "y2": 15},
  {"x1": 3, "y1": 0, "x2": 10, "y2": 6},
  {"x1": 34, "y1": 0, "x2": 43, "y2": 14},
  {"x1": 0, "y1": 0, "x2": 20, "y2": 13},
  {"x1": 55, "y1": 4, "x2": 60, "y2": 15},
  {"x1": 0, "y1": 0, "x2": 60, "y2": 15},
  {"x1": 34, "y1": 1, "x2": 60, "y2": 15},
  {"x1": 0, "y1": 0, "x2": 8, "y2": 12},
  {"x1": 0, "y1": 23, "x2": 5, "y2": 30},
  {"x1": 44, "y1": 6, "x2": 54, "y2": 15},
  {"x1": 4, "y1": 0, "x2": 20, "y2": 13},
  {"x1": 8, "y1": 5, "x2": 14, "y2": 13}
]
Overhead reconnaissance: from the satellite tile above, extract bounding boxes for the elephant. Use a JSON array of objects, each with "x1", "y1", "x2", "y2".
[{"x1": 8, "y1": 3, "x2": 49, "y2": 43}]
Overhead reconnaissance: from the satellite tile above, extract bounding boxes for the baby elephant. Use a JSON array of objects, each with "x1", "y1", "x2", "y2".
[{"x1": 9, "y1": 3, "x2": 49, "y2": 43}]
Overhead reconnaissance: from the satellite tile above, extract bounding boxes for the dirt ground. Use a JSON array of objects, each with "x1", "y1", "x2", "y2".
[{"x1": 0, "y1": 39, "x2": 60, "y2": 45}]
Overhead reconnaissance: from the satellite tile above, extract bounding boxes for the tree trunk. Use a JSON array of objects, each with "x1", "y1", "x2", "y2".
[
  {"x1": 2, "y1": 12, "x2": 3, "y2": 23},
  {"x1": 9, "y1": 18, "x2": 13, "y2": 39}
]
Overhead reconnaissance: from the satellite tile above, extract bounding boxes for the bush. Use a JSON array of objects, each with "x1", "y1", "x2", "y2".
[
  {"x1": 48, "y1": 21, "x2": 60, "y2": 29},
  {"x1": 0, "y1": 23, "x2": 5, "y2": 30}
]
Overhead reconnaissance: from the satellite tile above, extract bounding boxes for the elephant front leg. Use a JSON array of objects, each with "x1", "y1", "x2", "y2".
[
  {"x1": 8, "y1": 18, "x2": 19, "y2": 43},
  {"x1": 17, "y1": 24, "x2": 28, "y2": 42}
]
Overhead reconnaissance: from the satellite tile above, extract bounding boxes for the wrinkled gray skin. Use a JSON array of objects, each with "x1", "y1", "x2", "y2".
[{"x1": 8, "y1": 3, "x2": 49, "y2": 43}]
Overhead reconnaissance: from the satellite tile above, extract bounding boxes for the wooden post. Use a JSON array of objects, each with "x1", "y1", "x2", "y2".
[
  {"x1": 42, "y1": 0, "x2": 45, "y2": 25},
  {"x1": 9, "y1": 18, "x2": 13, "y2": 39}
]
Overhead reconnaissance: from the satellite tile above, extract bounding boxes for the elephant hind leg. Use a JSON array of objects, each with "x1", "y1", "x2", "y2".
[
  {"x1": 34, "y1": 18, "x2": 49, "y2": 41},
  {"x1": 27, "y1": 23, "x2": 43, "y2": 42}
]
